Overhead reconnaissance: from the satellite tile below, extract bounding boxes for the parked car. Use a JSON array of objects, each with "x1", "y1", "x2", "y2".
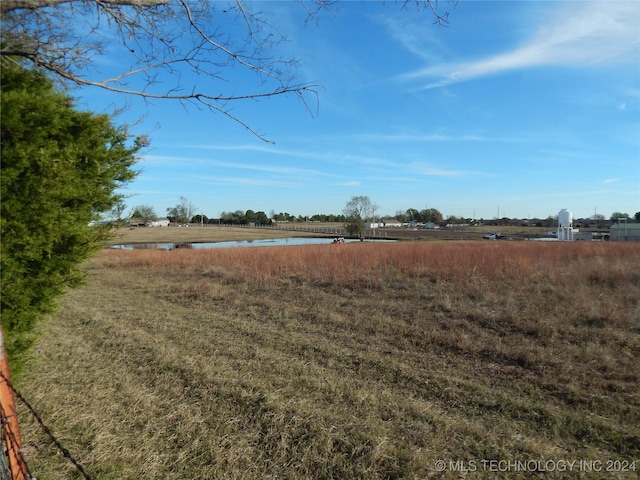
[{"x1": 483, "y1": 232, "x2": 502, "y2": 239}]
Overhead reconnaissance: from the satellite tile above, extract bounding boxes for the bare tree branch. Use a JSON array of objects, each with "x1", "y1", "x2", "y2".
[
  {"x1": 1, "y1": 0, "x2": 451, "y2": 141},
  {"x1": 0, "y1": 0, "x2": 170, "y2": 14},
  {"x1": 401, "y1": 0, "x2": 453, "y2": 26},
  {"x1": 1, "y1": 0, "x2": 331, "y2": 141}
]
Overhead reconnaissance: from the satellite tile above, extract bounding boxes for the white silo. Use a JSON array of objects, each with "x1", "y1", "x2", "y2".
[{"x1": 557, "y1": 208, "x2": 573, "y2": 241}]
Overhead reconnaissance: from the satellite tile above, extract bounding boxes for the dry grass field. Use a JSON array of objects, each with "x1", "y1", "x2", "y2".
[
  {"x1": 104, "y1": 223, "x2": 574, "y2": 246},
  {"x1": 105, "y1": 225, "x2": 320, "y2": 246},
  {"x1": 15, "y1": 240, "x2": 640, "y2": 479}
]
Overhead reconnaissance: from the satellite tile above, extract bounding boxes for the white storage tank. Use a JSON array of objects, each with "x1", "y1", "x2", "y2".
[
  {"x1": 557, "y1": 208, "x2": 574, "y2": 241},
  {"x1": 558, "y1": 209, "x2": 573, "y2": 228}
]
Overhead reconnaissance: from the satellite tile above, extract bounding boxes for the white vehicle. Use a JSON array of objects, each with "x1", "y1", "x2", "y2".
[{"x1": 483, "y1": 232, "x2": 502, "y2": 240}]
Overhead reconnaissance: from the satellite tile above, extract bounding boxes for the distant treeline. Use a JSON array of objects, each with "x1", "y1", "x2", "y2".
[{"x1": 190, "y1": 208, "x2": 630, "y2": 228}]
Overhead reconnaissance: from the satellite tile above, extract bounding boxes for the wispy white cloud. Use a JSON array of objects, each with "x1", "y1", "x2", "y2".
[
  {"x1": 378, "y1": 14, "x2": 445, "y2": 63},
  {"x1": 506, "y1": 187, "x2": 632, "y2": 203},
  {"x1": 203, "y1": 160, "x2": 326, "y2": 177},
  {"x1": 625, "y1": 87, "x2": 640, "y2": 98},
  {"x1": 418, "y1": 167, "x2": 466, "y2": 177},
  {"x1": 355, "y1": 132, "x2": 533, "y2": 143},
  {"x1": 402, "y1": 2, "x2": 640, "y2": 89},
  {"x1": 190, "y1": 143, "x2": 369, "y2": 166},
  {"x1": 143, "y1": 154, "x2": 331, "y2": 178},
  {"x1": 196, "y1": 176, "x2": 305, "y2": 188},
  {"x1": 365, "y1": 161, "x2": 491, "y2": 179}
]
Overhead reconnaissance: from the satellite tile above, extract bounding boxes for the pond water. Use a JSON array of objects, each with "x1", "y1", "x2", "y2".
[{"x1": 110, "y1": 237, "x2": 396, "y2": 250}]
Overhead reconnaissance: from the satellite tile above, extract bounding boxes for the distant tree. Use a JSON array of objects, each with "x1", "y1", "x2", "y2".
[
  {"x1": 132, "y1": 205, "x2": 157, "y2": 225},
  {"x1": 110, "y1": 201, "x2": 128, "y2": 225},
  {"x1": 167, "y1": 196, "x2": 196, "y2": 224},
  {"x1": 446, "y1": 215, "x2": 468, "y2": 224},
  {"x1": 610, "y1": 212, "x2": 629, "y2": 222},
  {"x1": 345, "y1": 216, "x2": 365, "y2": 237},
  {"x1": 235, "y1": 210, "x2": 248, "y2": 225},
  {"x1": 586, "y1": 214, "x2": 605, "y2": 228},
  {"x1": 220, "y1": 212, "x2": 232, "y2": 224},
  {"x1": 245, "y1": 209, "x2": 257, "y2": 224},
  {"x1": 1, "y1": 61, "x2": 140, "y2": 371},
  {"x1": 635, "y1": 212, "x2": 640, "y2": 222},
  {"x1": 192, "y1": 214, "x2": 208, "y2": 225},
  {"x1": 406, "y1": 208, "x2": 420, "y2": 222},
  {"x1": 421, "y1": 208, "x2": 443, "y2": 223},
  {"x1": 544, "y1": 216, "x2": 556, "y2": 228},
  {"x1": 254, "y1": 211, "x2": 271, "y2": 225},
  {"x1": 395, "y1": 210, "x2": 409, "y2": 223},
  {"x1": 273, "y1": 212, "x2": 298, "y2": 222},
  {"x1": 220, "y1": 210, "x2": 246, "y2": 225},
  {"x1": 310, "y1": 213, "x2": 343, "y2": 222},
  {"x1": 344, "y1": 196, "x2": 377, "y2": 222},
  {"x1": 344, "y1": 196, "x2": 376, "y2": 236}
]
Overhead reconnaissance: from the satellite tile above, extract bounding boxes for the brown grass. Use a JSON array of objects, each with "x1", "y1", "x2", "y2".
[
  {"x1": 16, "y1": 241, "x2": 640, "y2": 479},
  {"x1": 105, "y1": 223, "x2": 578, "y2": 245},
  {"x1": 105, "y1": 225, "x2": 321, "y2": 246}
]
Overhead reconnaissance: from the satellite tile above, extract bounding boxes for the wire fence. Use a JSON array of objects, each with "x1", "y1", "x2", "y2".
[{"x1": 0, "y1": 371, "x2": 91, "y2": 480}]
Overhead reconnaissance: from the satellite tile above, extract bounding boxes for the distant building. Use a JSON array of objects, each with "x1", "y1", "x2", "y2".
[
  {"x1": 148, "y1": 218, "x2": 170, "y2": 227},
  {"x1": 609, "y1": 222, "x2": 640, "y2": 241},
  {"x1": 379, "y1": 218, "x2": 402, "y2": 228}
]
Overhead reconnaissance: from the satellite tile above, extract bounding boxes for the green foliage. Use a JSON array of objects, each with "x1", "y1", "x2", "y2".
[
  {"x1": 345, "y1": 216, "x2": 365, "y2": 236},
  {"x1": 421, "y1": 207, "x2": 443, "y2": 223},
  {"x1": 404, "y1": 207, "x2": 444, "y2": 223},
  {"x1": 220, "y1": 210, "x2": 248, "y2": 225},
  {"x1": 343, "y1": 196, "x2": 374, "y2": 236},
  {"x1": 131, "y1": 205, "x2": 157, "y2": 224},
  {"x1": 166, "y1": 196, "x2": 195, "y2": 224},
  {"x1": 0, "y1": 62, "x2": 139, "y2": 372},
  {"x1": 610, "y1": 212, "x2": 629, "y2": 222},
  {"x1": 253, "y1": 211, "x2": 270, "y2": 225},
  {"x1": 191, "y1": 214, "x2": 208, "y2": 224}
]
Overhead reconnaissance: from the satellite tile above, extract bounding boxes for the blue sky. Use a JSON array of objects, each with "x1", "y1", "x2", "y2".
[{"x1": 80, "y1": 1, "x2": 640, "y2": 221}]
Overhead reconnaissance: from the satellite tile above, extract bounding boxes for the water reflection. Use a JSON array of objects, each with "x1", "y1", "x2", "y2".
[{"x1": 110, "y1": 237, "x2": 395, "y2": 250}]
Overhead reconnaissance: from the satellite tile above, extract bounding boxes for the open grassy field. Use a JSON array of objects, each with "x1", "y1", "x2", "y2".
[
  {"x1": 104, "y1": 223, "x2": 587, "y2": 246},
  {"x1": 105, "y1": 225, "x2": 320, "y2": 246},
  {"x1": 16, "y1": 241, "x2": 640, "y2": 479}
]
